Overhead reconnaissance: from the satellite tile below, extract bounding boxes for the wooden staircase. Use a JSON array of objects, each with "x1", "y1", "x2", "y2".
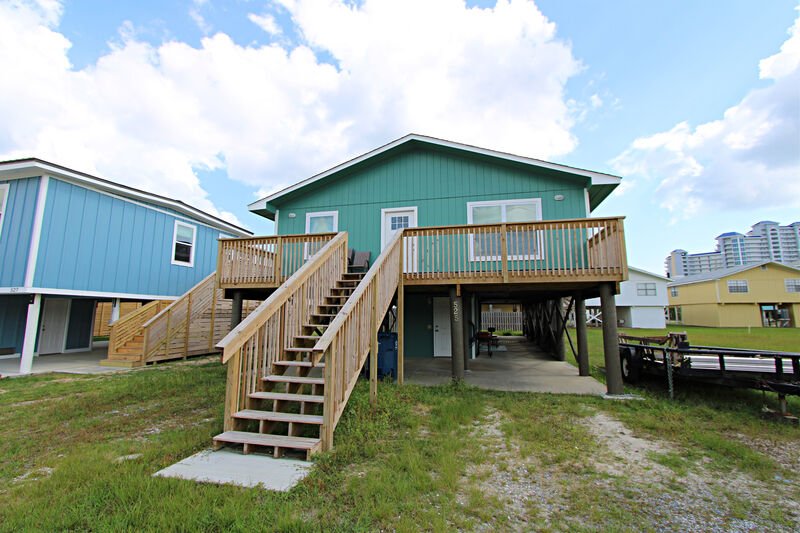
[
  {"x1": 215, "y1": 230, "x2": 403, "y2": 461},
  {"x1": 213, "y1": 272, "x2": 364, "y2": 459}
]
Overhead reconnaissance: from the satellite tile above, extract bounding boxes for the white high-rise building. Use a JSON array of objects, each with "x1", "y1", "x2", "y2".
[{"x1": 665, "y1": 221, "x2": 800, "y2": 278}]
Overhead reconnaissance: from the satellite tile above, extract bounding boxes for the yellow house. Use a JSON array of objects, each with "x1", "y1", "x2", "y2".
[{"x1": 667, "y1": 262, "x2": 800, "y2": 327}]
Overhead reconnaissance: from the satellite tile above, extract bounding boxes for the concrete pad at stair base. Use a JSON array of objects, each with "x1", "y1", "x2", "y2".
[{"x1": 154, "y1": 449, "x2": 311, "y2": 491}]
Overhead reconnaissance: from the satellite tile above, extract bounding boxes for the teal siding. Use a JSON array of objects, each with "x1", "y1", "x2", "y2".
[
  {"x1": 34, "y1": 178, "x2": 222, "y2": 296},
  {"x1": 273, "y1": 147, "x2": 588, "y2": 260},
  {"x1": 405, "y1": 294, "x2": 434, "y2": 358},
  {"x1": 0, "y1": 177, "x2": 40, "y2": 287},
  {"x1": 0, "y1": 295, "x2": 28, "y2": 353}
]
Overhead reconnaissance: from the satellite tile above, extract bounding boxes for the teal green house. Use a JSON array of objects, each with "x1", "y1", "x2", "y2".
[
  {"x1": 213, "y1": 134, "x2": 629, "y2": 457},
  {"x1": 245, "y1": 134, "x2": 626, "y2": 363}
]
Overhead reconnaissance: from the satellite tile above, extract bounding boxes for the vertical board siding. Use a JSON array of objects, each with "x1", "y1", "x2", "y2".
[
  {"x1": 34, "y1": 178, "x2": 221, "y2": 296},
  {"x1": 0, "y1": 177, "x2": 40, "y2": 287},
  {"x1": 0, "y1": 295, "x2": 29, "y2": 352},
  {"x1": 273, "y1": 148, "x2": 588, "y2": 261}
]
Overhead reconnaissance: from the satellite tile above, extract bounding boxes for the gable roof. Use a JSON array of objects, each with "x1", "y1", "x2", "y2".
[
  {"x1": 667, "y1": 261, "x2": 800, "y2": 287},
  {"x1": 248, "y1": 133, "x2": 622, "y2": 219},
  {"x1": 629, "y1": 266, "x2": 670, "y2": 281},
  {"x1": 0, "y1": 158, "x2": 251, "y2": 236}
]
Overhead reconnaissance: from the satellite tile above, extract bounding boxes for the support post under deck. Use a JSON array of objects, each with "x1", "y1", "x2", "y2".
[
  {"x1": 230, "y1": 290, "x2": 244, "y2": 329},
  {"x1": 599, "y1": 283, "x2": 624, "y2": 395},
  {"x1": 574, "y1": 295, "x2": 590, "y2": 377},
  {"x1": 449, "y1": 287, "x2": 465, "y2": 381}
]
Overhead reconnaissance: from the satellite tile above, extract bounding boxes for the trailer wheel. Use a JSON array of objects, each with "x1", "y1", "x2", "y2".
[{"x1": 620, "y1": 347, "x2": 643, "y2": 384}]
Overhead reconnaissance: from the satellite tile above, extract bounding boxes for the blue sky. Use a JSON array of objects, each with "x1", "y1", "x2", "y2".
[{"x1": 1, "y1": 0, "x2": 798, "y2": 275}]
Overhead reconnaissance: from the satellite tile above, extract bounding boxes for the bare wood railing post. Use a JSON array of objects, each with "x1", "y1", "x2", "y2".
[
  {"x1": 274, "y1": 236, "x2": 283, "y2": 282},
  {"x1": 398, "y1": 234, "x2": 405, "y2": 385},
  {"x1": 164, "y1": 309, "x2": 171, "y2": 360},
  {"x1": 370, "y1": 283, "x2": 378, "y2": 407},
  {"x1": 208, "y1": 283, "x2": 218, "y2": 351},
  {"x1": 184, "y1": 292, "x2": 192, "y2": 359},
  {"x1": 500, "y1": 222, "x2": 509, "y2": 283},
  {"x1": 223, "y1": 350, "x2": 241, "y2": 431}
]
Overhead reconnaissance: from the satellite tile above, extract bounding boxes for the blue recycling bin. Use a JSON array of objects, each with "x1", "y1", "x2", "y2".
[{"x1": 377, "y1": 332, "x2": 397, "y2": 379}]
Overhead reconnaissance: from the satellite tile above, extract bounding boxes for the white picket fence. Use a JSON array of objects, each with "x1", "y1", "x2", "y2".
[{"x1": 481, "y1": 311, "x2": 523, "y2": 331}]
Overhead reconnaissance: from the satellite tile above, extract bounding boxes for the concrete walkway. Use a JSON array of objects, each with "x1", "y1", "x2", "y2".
[
  {"x1": 0, "y1": 345, "x2": 126, "y2": 377},
  {"x1": 405, "y1": 336, "x2": 606, "y2": 395}
]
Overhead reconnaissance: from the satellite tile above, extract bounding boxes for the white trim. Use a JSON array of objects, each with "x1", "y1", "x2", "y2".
[
  {"x1": 0, "y1": 287, "x2": 179, "y2": 301},
  {"x1": 584, "y1": 188, "x2": 591, "y2": 216},
  {"x1": 305, "y1": 210, "x2": 338, "y2": 233},
  {"x1": 0, "y1": 160, "x2": 250, "y2": 236},
  {"x1": 466, "y1": 198, "x2": 543, "y2": 261},
  {"x1": 304, "y1": 210, "x2": 338, "y2": 259},
  {"x1": 171, "y1": 220, "x2": 197, "y2": 267},
  {"x1": 380, "y1": 206, "x2": 418, "y2": 250},
  {"x1": 249, "y1": 133, "x2": 622, "y2": 213},
  {"x1": 274, "y1": 209, "x2": 279, "y2": 234},
  {"x1": 24, "y1": 175, "x2": 49, "y2": 287},
  {"x1": 0, "y1": 183, "x2": 9, "y2": 240},
  {"x1": 19, "y1": 293, "x2": 42, "y2": 374}
]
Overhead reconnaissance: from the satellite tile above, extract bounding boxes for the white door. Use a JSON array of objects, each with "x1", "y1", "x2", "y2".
[
  {"x1": 382, "y1": 207, "x2": 417, "y2": 272},
  {"x1": 432, "y1": 297, "x2": 451, "y2": 357},
  {"x1": 39, "y1": 299, "x2": 69, "y2": 355}
]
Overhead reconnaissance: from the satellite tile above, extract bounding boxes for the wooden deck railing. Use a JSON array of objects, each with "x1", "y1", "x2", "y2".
[
  {"x1": 141, "y1": 273, "x2": 258, "y2": 363},
  {"x1": 312, "y1": 231, "x2": 403, "y2": 451},
  {"x1": 401, "y1": 217, "x2": 627, "y2": 284},
  {"x1": 217, "y1": 233, "x2": 338, "y2": 288},
  {"x1": 108, "y1": 300, "x2": 170, "y2": 355},
  {"x1": 218, "y1": 232, "x2": 349, "y2": 431}
]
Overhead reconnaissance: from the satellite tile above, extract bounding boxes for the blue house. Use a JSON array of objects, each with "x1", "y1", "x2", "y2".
[{"x1": 0, "y1": 158, "x2": 250, "y2": 374}]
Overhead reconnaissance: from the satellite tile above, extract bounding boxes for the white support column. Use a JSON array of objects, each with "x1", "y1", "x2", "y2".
[
  {"x1": 20, "y1": 294, "x2": 42, "y2": 375},
  {"x1": 110, "y1": 298, "x2": 121, "y2": 324}
]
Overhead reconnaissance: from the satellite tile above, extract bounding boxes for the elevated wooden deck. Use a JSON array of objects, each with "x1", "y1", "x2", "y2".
[{"x1": 218, "y1": 217, "x2": 628, "y2": 291}]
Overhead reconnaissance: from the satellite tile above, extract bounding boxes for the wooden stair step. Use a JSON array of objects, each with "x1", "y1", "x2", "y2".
[
  {"x1": 285, "y1": 347, "x2": 315, "y2": 353},
  {"x1": 311, "y1": 313, "x2": 337, "y2": 318},
  {"x1": 250, "y1": 391, "x2": 324, "y2": 403},
  {"x1": 302, "y1": 323, "x2": 329, "y2": 330},
  {"x1": 274, "y1": 360, "x2": 325, "y2": 368},
  {"x1": 293, "y1": 335, "x2": 320, "y2": 341},
  {"x1": 264, "y1": 375, "x2": 324, "y2": 385},
  {"x1": 233, "y1": 410, "x2": 323, "y2": 425},
  {"x1": 213, "y1": 431, "x2": 320, "y2": 450}
]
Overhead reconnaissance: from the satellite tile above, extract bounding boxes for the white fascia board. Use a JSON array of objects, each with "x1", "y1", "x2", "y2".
[
  {"x1": 0, "y1": 286, "x2": 179, "y2": 301},
  {"x1": 252, "y1": 133, "x2": 622, "y2": 210},
  {"x1": 0, "y1": 160, "x2": 250, "y2": 236},
  {"x1": 628, "y1": 266, "x2": 671, "y2": 281}
]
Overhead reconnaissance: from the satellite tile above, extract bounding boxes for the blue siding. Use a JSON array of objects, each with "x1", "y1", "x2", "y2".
[
  {"x1": 0, "y1": 177, "x2": 40, "y2": 287},
  {"x1": 34, "y1": 178, "x2": 221, "y2": 296},
  {"x1": 0, "y1": 295, "x2": 28, "y2": 353}
]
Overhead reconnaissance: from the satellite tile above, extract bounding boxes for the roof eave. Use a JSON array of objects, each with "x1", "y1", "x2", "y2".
[
  {"x1": 0, "y1": 158, "x2": 252, "y2": 236},
  {"x1": 249, "y1": 134, "x2": 623, "y2": 216}
]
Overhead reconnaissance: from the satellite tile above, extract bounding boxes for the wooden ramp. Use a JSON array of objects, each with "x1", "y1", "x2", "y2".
[
  {"x1": 214, "y1": 231, "x2": 403, "y2": 460},
  {"x1": 100, "y1": 273, "x2": 259, "y2": 368}
]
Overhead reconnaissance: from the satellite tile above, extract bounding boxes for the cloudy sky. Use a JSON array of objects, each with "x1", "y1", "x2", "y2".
[{"x1": 1, "y1": 0, "x2": 798, "y2": 274}]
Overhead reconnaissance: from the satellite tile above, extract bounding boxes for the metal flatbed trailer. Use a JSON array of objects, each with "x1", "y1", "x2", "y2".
[{"x1": 618, "y1": 333, "x2": 800, "y2": 419}]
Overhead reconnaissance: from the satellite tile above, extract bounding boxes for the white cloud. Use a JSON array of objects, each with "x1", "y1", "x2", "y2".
[
  {"x1": 248, "y1": 13, "x2": 281, "y2": 35},
  {"x1": 589, "y1": 93, "x2": 602, "y2": 108},
  {"x1": 611, "y1": 10, "x2": 800, "y2": 219},
  {"x1": 0, "y1": 0, "x2": 585, "y2": 227}
]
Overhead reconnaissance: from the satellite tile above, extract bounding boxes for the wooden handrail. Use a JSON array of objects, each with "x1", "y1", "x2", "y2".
[
  {"x1": 108, "y1": 300, "x2": 170, "y2": 354},
  {"x1": 142, "y1": 273, "x2": 214, "y2": 329},
  {"x1": 218, "y1": 232, "x2": 349, "y2": 362},
  {"x1": 218, "y1": 232, "x2": 349, "y2": 432},
  {"x1": 217, "y1": 232, "x2": 339, "y2": 288},
  {"x1": 313, "y1": 230, "x2": 403, "y2": 451},
  {"x1": 401, "y1": 217, "x2": 628, "y2": 283}
]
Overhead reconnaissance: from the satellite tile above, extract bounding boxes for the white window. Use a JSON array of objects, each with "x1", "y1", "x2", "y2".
[
  {"x1": 670, "y1": 286, "x2": 679, "y2": 297},
  {"x1": 172, "y1": 221, "x2": 197, "y2": 267},
  {"x1": 0, "y1": 183, "x2": 8, "y2": 239},
  {"x1": 467, "y1": 198, "x2": 543, "y2": 259},
  {"x1": 305, "y1": 211, "x2": 338, "y2": 234},
  {"x1": 785, "y1": 279, "x2": 800, "y2": 293},
  {"x1": 305, "y1": 211, "x2": 338, "y2": 257},
  {"x1": 727, "y1": 280, "x2": 748, "y2": 293},
  {"x1": 637, "y1": 282, "x2": 657, "y2": 296}
]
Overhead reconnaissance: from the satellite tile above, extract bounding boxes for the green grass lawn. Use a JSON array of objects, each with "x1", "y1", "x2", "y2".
[{"x1": 1, "y1": 328, "x2": 798, "y2": 531}]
